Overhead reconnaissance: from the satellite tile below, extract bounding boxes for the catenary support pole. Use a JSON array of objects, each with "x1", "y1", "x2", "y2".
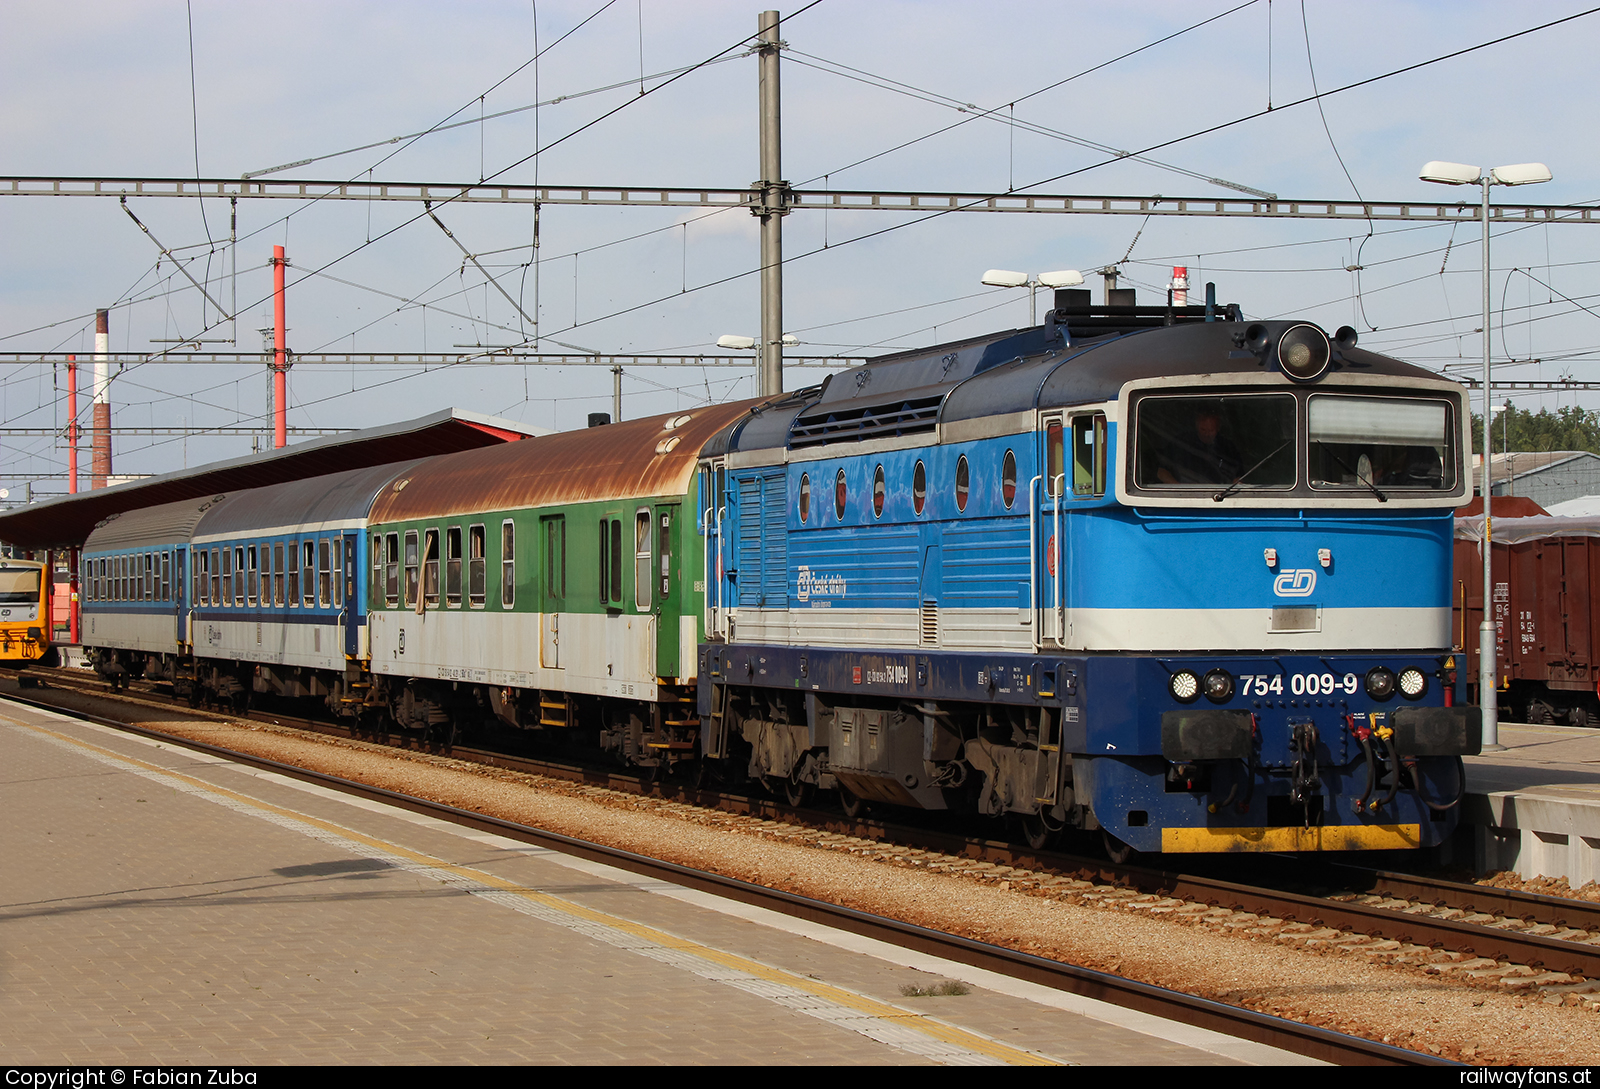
[
  {"x1": 272, "y1": 245, "x2": 288, "y2": 449},
  {"x1": 1480, "y1": 179, "x2": 1499, "y2": 748},
  {"x1": 66, "y1": 355, "x2": 78, "y2": 494},
  {"x1": 757, "y1": 10, "x2": 786, "y2": 397}
]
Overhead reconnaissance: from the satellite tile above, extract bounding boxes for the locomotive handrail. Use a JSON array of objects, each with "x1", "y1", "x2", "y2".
[
  {"x1": 1028, "y1": 474, "x2": 1041, "y2": 653},
  {"x1": 1052, "y1": 472, "x2": 1066, "y2": 649}
]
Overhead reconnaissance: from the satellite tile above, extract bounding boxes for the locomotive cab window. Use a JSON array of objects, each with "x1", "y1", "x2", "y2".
[
  {"x1": 1072, "y1": 413, "x2": 1108, "y2": 497},
  {"x1": 1309, "y1": 395, "x2": 1453, "y2": 492},
  {"x1": 1135, "y1": 394, "x2": 1295, "y2": 491},
  {"x1": 0, "y1": 567, "x2": 41, "y2": 604}
]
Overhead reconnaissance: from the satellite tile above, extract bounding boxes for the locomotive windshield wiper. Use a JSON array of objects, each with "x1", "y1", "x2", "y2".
[
  {"x1": 1212, "y1": 439, "x2": 1292, "y2": 502},
  {"x1": 1317, "y1": 445, "x2": 1388, "y2": 503}
]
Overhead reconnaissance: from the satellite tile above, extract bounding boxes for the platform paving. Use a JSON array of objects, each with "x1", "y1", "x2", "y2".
[{"x1": 0, "y1": 698, "x2": 1305, "y2": 1066}]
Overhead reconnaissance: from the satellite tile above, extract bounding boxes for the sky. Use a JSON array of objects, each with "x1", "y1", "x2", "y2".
[{"x1": 3, "y1": 0, "x2": 1599, "y2": 495}]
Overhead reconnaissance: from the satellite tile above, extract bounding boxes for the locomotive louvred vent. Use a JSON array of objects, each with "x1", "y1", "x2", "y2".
[
  {"x1": 789, "y1": 394, "x2": 943, "y2": 448},
  {"x1": 920, "y1": 600, "x2": 938, "y2": 646}
]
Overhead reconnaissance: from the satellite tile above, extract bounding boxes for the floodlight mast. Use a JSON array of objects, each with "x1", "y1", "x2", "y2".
[
  {"x1": 1419, "y1": 160, "x2": 1551, "y2": 750},
  {"x1": 981, "y1": 269, "x2": 1084, "y2": 324}
]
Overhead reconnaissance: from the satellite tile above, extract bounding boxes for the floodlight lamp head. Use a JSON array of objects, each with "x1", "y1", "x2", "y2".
[
  {"x1": 981, "y1": 269, "x2": 1029, "y2": 288},
  {"x1": 1419, "y1": 161, "x2": 1481, "y2": 186},
  {"x1": 1036, "y1": 270, "x2": 1085, "y2": 288},
  {"x1": 780, "y1": 334, "x2": 799, "y2": 347},
  {"x1": 1491, "y1": 163, "x2": 1552, "y2": 186},
  {"x1": 717, "y1": 335, "x2": 756, "y2": 350}
]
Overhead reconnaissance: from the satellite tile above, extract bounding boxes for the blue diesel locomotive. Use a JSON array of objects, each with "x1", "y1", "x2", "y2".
[{"x1": 696, "y1": 291, "x2": 1481, "y2": 856}]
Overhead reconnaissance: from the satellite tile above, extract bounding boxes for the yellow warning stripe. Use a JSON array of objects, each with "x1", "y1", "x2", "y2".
[
  {"x1": 22, "y1": 719, "x2": 1059, "y2": 1067},
  {"x1": 1162, "y1": 823, "x2": 1423, "y2": 853}
]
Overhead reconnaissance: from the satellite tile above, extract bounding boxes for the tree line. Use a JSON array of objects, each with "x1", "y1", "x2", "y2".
[{"x1": 1471, "y1": 404, "x2": 1600, "y2": 455}]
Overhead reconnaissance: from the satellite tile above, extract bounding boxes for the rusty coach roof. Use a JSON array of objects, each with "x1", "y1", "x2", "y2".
[{"x1": 369, "y1": 400, "x2": 761, "y2": 524}]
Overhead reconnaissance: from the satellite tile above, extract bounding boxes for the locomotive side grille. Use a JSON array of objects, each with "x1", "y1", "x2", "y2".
[
  {"x1": 789, "y1": 394, "x2": 943, "y2": 448},
  {"x1": 920, "y1": 600, "x2": 938, "y2": 646}
]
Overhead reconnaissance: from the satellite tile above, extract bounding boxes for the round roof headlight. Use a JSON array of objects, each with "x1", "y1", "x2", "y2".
[
  {"x1": 1398, "y1": 668, "x2": 1428, "y2": 699},
  {"x1": 1277, "y1": 324, "x2": 1332, "y2": 382},
  {"x1": 1203, "y1": 668, "x2": 1235, "y2": 703},
  {"x1": 1170, "y1": 670, "x2": 1200, "y2": 703},
  {"x1": 1365, "y1": 666, "x2": 1397, "y2": 701}
]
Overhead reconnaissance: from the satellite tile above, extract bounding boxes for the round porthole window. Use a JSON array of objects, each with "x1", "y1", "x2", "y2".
[
  {"x1": 835, "y1": 468, "x2": 848, "y2": 520},
  {"x1": 873, "y1": 465, "x2": 886, "y2": 518},
  {"x1": 799, "y1": 473, "x2": 810, "y2": 523},
  {"x1": 1002, "y1": 450, "x2": 1017, "y2": 509},
  {"x1": 913, "y1": 460, "x2": 927, "y2": 515},
  {"x1": 955, "y1": 455, "x2": 970, "y2": 512}
]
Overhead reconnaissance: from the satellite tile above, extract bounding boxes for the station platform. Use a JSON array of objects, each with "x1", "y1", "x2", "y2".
[
  {"x1": 0, "y1": 697, "x2": 1309, "y2": 1066},
  {"x1": 1464, "y1": 721, "x2": 1600, "y2": 886}
]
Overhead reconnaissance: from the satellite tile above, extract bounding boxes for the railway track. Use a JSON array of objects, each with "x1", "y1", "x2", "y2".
[
  {"x1": 3, "y1": 669, "x2": 1455, "y2": 1066},
  {"x1": 16, "y1": 664, "x2": 1600, "y2": 1024}
]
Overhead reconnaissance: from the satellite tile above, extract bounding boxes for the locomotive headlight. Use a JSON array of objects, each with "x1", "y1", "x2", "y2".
[
  {"x1": 1365, "y1": 666, "x2": 1397, "y2": 701},
  {"x1": 1398, "y1": 667, "x2": 1428, "y2": 699},
  {"x1": 1170, "y1": 670, "x2": 1201, "y2": 703},
  {"x1": 1276, "y1": 324, "x2": 1332, "y2": 382},
  {"x1": 1203, "y1": 668, "x2": 1235, "y2": 703}
]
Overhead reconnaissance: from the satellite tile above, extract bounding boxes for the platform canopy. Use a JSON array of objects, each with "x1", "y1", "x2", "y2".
[{"x1": 0, "y1": 408, "x2": 547, "y2": 551}]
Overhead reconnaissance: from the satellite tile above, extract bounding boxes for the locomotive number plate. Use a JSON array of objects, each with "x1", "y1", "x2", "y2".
[{"x1": 1240, "y1": 672, "x2": 1359, "y2": 697}]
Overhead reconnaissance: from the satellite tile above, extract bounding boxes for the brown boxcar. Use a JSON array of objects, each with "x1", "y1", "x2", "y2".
[{"x1": 1454, "y1": 508, "x2": 1600, "y2": 725}]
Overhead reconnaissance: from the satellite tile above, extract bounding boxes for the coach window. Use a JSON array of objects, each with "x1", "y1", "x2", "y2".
[
  {"x1": 272, "y1": 543, "x2": 284, "y2": 605},
  {"x1": 287, "y1": 541, "x2": 300, "y2": 606},
  {"x1": 446, "y1": 527, "x2": 462, "y2": 607},
  {"x1": 798, "y1": 473, "x2": 810, "y2": 524},
  {"x1": 210, "y1": 549, "x2": 221, "y2": 605},
  {"x1": 500, "y1": 521, "x2": 516, "y2": 608},
  {"x1": 657, "y1": 509, "x2": 671, "y2": 599},
  {"x1": 336, "y1": 538, "x2": 348, "y2": 610},
  {"x1": 1072, "y1": 413, "x2": 1108, "y2": 498},
  {"x1": 599, "y1": 518, "x2": 622, "y2": 605},
  {"x1": 873, "y1": 465, "x2": 886, "y2": 518},
  {"x1": 146, "y1": 553, "x2": 155, "y2": 601},
  {"x1": 1046, "y1": 420, "x2": 1065, "y2": 497},
  {"x1": 162, "y1": 551, "x2": 171, "y2": 602},
  {"x1": 247, "y1": 545, "x2": 259, "y2": 605},
  {"x1": 634, "y1": 510, "x2": 651, "y2": 612},
  {"x1": 234, "y1": 546, "x2": 245, "y2": 604},
  {"x1": 261, "y1": 541, "x2": 274, "y2": 604},
  {"x1": 303, "y1": 541, "x2": 317, "y2": 607},
  {"x1": 955, "y1": 455, "x2": 970, "y2": 513},
  {"x1": 423, "y1": 529, "x2": 440, "y2": 608},
  {"x1": 468, "y1": 524, "x2": 486, "y2": 607},
  {"x1": 196, "y1": 550, "x2": 208, "y2": 605},
  {"x1": 318, "y1": 538, "x2": 333, "y2": 610},
  {"x1": 384, "y1": 533, "x2": 400, "y2": 607},
  {"x1": 221, "y1": 548, "x2": 233, "y2": 606}
]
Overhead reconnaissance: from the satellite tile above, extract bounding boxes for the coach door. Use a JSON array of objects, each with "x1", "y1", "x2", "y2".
[
  {"x1": 341, "y1": 534, "x2": 360, "y2": 657},
  {"x1": 1037, "y1": 413, "x2": 1068, "y2": 648},
  {"x1": 174, "y1": 549, "x2": 187, "y2": 646},
  {"x1": 541, "y1": 515, "x2": 565, "y2": 669}
]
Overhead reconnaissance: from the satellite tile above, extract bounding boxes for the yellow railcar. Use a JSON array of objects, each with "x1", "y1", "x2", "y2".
[{"x1": 0, "y1": 558, "x2": 52, "y2": 665}]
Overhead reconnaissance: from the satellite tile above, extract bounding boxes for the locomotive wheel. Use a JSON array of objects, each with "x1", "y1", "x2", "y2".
[
  {"x1": 1102, "y1": 829, "x2": 1137, "y2": 865},
  {"x1": 838, "y1": 784, "x2": 867, "y2": 819},
  {"x1": 784, "y1": 775, "x2": 813, "y2": 809},
  {"x1": 1021, "y1": 814, "x2": 1056, "y2": 852},
  {"x1": 1569, "y1": 707, "x2": 1590, "y2": 728}
]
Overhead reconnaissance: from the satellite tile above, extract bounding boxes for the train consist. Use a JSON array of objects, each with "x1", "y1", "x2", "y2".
[
  {"x1": 80, "y1": 290, "x2": 1482, "y2": 857},
  {"x1": 0, "y1": 556, "x2": 53, "y2": 666}
]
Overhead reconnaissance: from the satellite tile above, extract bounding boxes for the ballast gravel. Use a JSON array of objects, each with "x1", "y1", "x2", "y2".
[{"x1": 22, "y1": 686, "x2": 1600, "y2": 1067}]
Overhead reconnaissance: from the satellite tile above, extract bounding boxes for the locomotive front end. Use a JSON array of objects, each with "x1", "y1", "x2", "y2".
[
  {"x1": 1081, "y1": 320, "x2": 1480, "y2": 855},
  {"x1": 0, "y1": 557, "x2": 51, "y2": 666}
]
